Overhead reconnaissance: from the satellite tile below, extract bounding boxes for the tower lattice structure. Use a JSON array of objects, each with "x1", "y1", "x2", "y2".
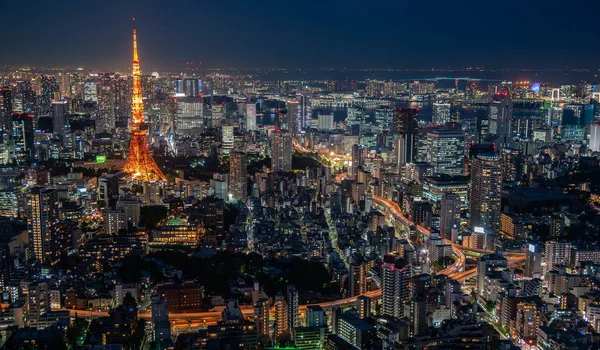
[{"x1": 123, "y1": 19, "x2": 167, "y2": 182}]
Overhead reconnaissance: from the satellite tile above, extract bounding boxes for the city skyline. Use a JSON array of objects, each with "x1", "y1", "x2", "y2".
[{"x1": 1, "y1": 0, "x2": 600, "y2": 70}]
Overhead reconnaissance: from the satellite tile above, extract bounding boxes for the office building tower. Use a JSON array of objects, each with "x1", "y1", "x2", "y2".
[
  {"x1": 284, "y1": 101, "x2": 299, "y2": 136},
  {"x1": 39, "y1": 75, "x2": 59, "y2": 115},
  {"x1": 306, "y1": 305, "x2": 327, "y2": 327},
  {"x1": 175, "y1": 97, "x2": 204, "y2": 135},
  {"x1": 432, "y1": 102, "x2": 451, "y2": 125},
  {"x1": 544, "y1": 241, "x2": 571, "y2": 275},
  {"x1": 51, "y1": 100, "x2": 69, "y2": 135},
  {"x1": 298, "y1": 91, "x2": 312, "y2": 132},
  {"x1": 274, "y1": 292, "x2": 289, "y2": 337},
  {"x1": 356, "y1": 296, "x2": 371, "y2": 319},
  {"x1": 271, "y1": 129, "x2": 292, "y2": 172},
  {"x1": 351, "y1": 144, "x2": 364, "y2": 180},
  {"x1": 393, "y1": 108, "x2": 419, "y2": 166},
  {"x1": 83, "y1": 81, "x2": 98, "y2": 102},
  {"x1": 561, "y1": 104, "x2": 594, "y2": 141},
  {"x1": 338, "y1": 312, "x2": 377, "y2": 349},
  {"x1": 183, "y1": 78, "x2": 200, "y2": 97},
  {"x1": 104, "y1": 209, "x2": 127, "y2": 234},
  {"x1": 590, "y1": 122, "x2": 600, "y2": 153},
  {"x1": 230, "y1": 152, "x2": 247, "y2": 202},
  {"x1": 382, "y1": 256, "x2": 411, "y2": 318},
  {"x1": 0, "y1": 87, "x2": 12, "y2": 133},
  {"x1": 375, "y1": 107, "x2": 394, "y2": 131},
  {"x1": 287, "y1": 285, "x2": 299, "y2": 329},
  {"x1": 27, "y1": 187, "x2": 59, "y2": 266},
  {"x1": 11, "y1": 113, "x2": 34, "y2": 163},
  {"x1": 440, "y1": 193, "x2": 461, "y2": 240},
  {"x1": 151, "y1": 294, "x2": 171, "y2": 341},
  {"x1": 469, "y1": 154, "x2": 502, "y2": 234},
  {"x1": 318, "y1": 113, "x2": 334, "y2": 131},
  {"x1": 426, "y1": 126, "x2": 465, "y2": 176},
  {"x1": 488, "y1": 95, "x2": 513, "y2": 148},
  {"x1": 116, "y1": 198, "x2": 141, "y2": 226},
  {"x1": 477, "y1": 254, "x2": 508, "y2": 297},
  {"x1": 246, "y1": 103, "x2": 257, "y2": 131},
  {"x1": 524, "y1": 244, "x2": 543, "y2": 278}
]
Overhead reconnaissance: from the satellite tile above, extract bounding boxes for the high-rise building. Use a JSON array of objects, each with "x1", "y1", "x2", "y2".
[
  {"x1": 393, "y1": 108, "x2": 418, "y2": 166},
  {"x1": 426, "y1": 126, "x2": 465, "y2": 176},
  {"x1": 287, "y1": 285, "x2": 299, "y2": 329},
  {"x1": 122, "y1": 20, "x2": 167, "y2": 182},
  {"x1": 306, "y1": 305, "x2": 327, "y2": 327},
  {"x1": 151, "y1": 294, "x2": 171, "y2": 341},
  {"x1": 83, "y1": 81, "x2": 98, "y2": 102},
  {"x1": 255, "y1": 298, "x2": 270, "y2": 335},
  {"x1": 348, "y1": 260, "x2": 367, "y2": 297},
  {"x1": 28, "y1": 282, "x2": 49, "y2": 326},
  {"x1": 0, "y1": 87, "x2": 12, "y2": 133},
  {"x1": 183, "y1": 78, "x2": 200, "y2": 97},
  {"x1": 432, "y1": 102, "x2": 451, "y2": 125},
  {"x1": 544, "y1": 241, "x2": 571, "y2": 275},
  {"x1": 51, "y1": 100, "x2": 69, "y2": 135},
  {"x1": 230, "y1": 152, "x2": 247, "y2": 202},
  {"x1": 104, "y1": 209, "x2": 127, "y2": 234},
  {"x1": 116, "y1": 198, "x2": 141, "y2": 226},
  {"x1": 298, "y1": 91, "x2": 312, "y2": 133},
  {"x1": 590, "y1": 122, "x2": 600, "y2": 153},
  {"x1": 246, "y1": 103, "x2": 257, "y2": 131},
  {"x1": 11, "y1": 113, "x2": 34, "y2": 163},
  {"x1": 274, "y1": 291, "x2": 289, "y2": 338},
  {"x1": 440, "y1": 193, "x2": 461, "y2": 240},
  {"x1": 477, "y1": 254, "x2": 507, "y2": 297},
  {"x1": 469, "y1": 154, "x2": 502, "y2": 234},
  {"x1": 284, "y1": 102, "x2": 299, "y2": 136},
  {"x1": 39, "y1": 75, "x2": 59, "y2": 115},
  {"x1": 500, "y1": 148, "x2": 522, "y2": 182},
  {"x1": 175, "y1": 97, "x2": 204, "y2": 135},
  {"x1": 271, "y1": 129, "x2": 292, "y2": 172},
  {"x1": 356, "y1": 296, "x2": 371, "y2": 319},
  {"x1": 488, "y1": 95, "x2": 513, "y2": 148},
  {"x1": 524, "y1": 244, "x2": 543, "y2": 278},
  {"x1": 27, "y1": 187, "x2": 59, "y2": 266},
  {"x1": 351, "y1": 144, "x2": 364, "y2": 180},
  {"x1": 317, "y1": 113, "x2": 334, "y2": 131},
  {"x1": 382, "y1": 256, "x2": 411, "y2": 318}
]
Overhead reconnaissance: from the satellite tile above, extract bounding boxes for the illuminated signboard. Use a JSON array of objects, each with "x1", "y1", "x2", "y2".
[{"x1": 96, "y1": 155, "x2": 107, "y2": 163}]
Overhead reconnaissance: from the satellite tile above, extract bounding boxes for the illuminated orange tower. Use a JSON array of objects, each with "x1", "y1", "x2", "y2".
[{"x1": 123, "y1": 19, "x2": 167, "y2": 182}]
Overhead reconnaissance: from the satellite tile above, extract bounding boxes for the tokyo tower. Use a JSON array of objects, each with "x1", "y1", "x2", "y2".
[{"x1": 123, "y1": 19, "x2": 167, "y2": 182}]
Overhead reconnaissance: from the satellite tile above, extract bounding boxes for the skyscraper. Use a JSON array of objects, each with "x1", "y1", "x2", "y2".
[
  {"x1": 469, "y1": 154, "x2": 502, "y2": 234},
  {"x1": 11, "y1": 113, "x2": 34, "y2": 163},
  {"x1": 183, "y1": 78, "x2": 200, "y2": 97},
  {"x1": 381, "y1": 256, "x2": 411, "y2": 318},
  {"x1": 175, "y1": 97, "x2": 204, "y2": 135},
  {"x1": 27, "y1": 187, "x2": 59, "y2": 266},
  {"x1": 229, "y1": 152, "x2": 247, "y2": 202},
  {"x1": 524, "y1": 244, "x2": 542, "y2": 278},
  {"x1": 432, "y1": 102, "x2": 451, "y2": 125},
  {"x1": 298, "y1": 91, "x2": 312, "y2": 133},
  {"x1": 440, "y1": 193, "x2": 461, "y2": 240},
  {"x1": 271, "y1": 129, "x2": 292, "y2": 172},
  {"x1": 350, "y1": 144, "x2": 364, "y2": 180},
  {"x1": 284, "y1": 102, "x2": 299, "y2": 136},
  {"x1": 123, "y1": 19, "x2": 167, "y2": 183},
  {"x1": 393, "y1": 108, "x2": 418, "y2": 166},
  {"x1": 589, "y1": 122, "x2": 600, "y2": 152},
  {"x1": 426, "y1": 126, "x2": 465, "y2": 176},
  {"x1": 488, "y1": 95, "x2": 513, "y2": 148},
  {"x1": 51, "y1": 99, "x2": 69, "y2": 135},
  {"x1": 246, "y1": 103, "x2": 257, "y2": 131}
]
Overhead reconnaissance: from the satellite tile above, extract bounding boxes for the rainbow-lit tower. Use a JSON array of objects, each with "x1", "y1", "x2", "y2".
[{"x1": 123, "y1": 19, "x2": 167, "y2": 182}]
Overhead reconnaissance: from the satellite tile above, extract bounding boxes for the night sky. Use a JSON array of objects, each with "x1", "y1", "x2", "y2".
[{"x1": 1, "y1": 0, "x2": 599, "y2": 70}]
